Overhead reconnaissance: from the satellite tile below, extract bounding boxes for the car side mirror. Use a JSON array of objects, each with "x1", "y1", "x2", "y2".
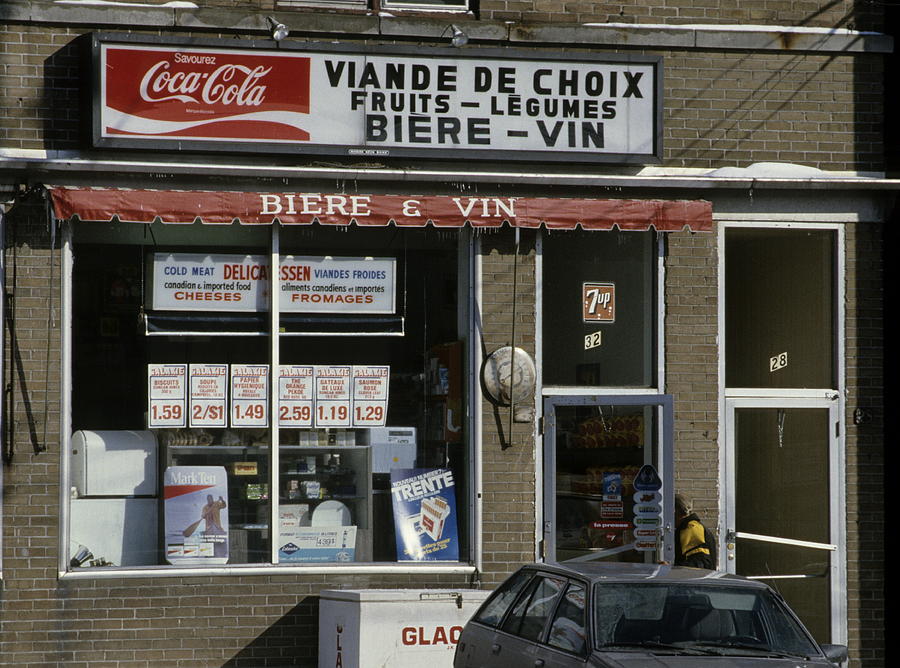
[{"x1": 819, "y1": 644, "x2": 848, "y2": 664}]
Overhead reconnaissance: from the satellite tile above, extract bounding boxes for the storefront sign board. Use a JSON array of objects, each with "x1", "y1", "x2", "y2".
[
  {"x1": 148, "y1": 363, "x2": 187, "y2": 427},
  {"x1": 151, "y1": 253, "x2": 396, "y2": 314},
  {"x1": 391, "y1": 468, "x2": 459, "y2": 561},
  {"x1": 163, "y1": 466, "x2": 229, "y2": 565},
  {"x1": 230, "y1": 364, "x2": 269, "y2": 427},
  {"x1": 93, "y1": 35, "x2": 662, "y2": 164},
  {"x1": 189, "y1": 364, "x2": 228, "y2": 428}
]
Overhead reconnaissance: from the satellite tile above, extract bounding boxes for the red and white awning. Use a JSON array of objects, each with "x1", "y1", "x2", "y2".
[{"x1": 46, "y1": 186, "x2": 712, "y2": 232}]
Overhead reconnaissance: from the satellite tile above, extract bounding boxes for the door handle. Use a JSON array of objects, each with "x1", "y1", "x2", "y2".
[
  {"x1": 534, "y1": 660, "x2": 545, "y2": 667},
  {"x1": 491, "y1": 643, "x2": 501, "y2": 655}
]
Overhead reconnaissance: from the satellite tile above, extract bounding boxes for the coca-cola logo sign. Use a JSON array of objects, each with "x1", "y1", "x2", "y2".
[{"x1": 101, "y1": 44, "x2": 311, "y2": 141}]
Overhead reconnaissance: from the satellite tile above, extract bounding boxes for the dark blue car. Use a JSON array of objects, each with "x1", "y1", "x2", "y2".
[{"x1": 454, "y1": 562, "x2": 848, "y2": 667}]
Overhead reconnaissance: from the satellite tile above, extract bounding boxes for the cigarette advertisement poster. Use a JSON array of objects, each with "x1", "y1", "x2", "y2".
[
  {"x1": 189, "y1": 364, "x2": 228, "y2": 428},
  {"x1": 151, "y1": 253, "x2": 395, "y2": 314},
  {"x1": 391, "y1": 468, "x2": 459, "y2": 561},
  {"x1": 164, "y1": 466, "x2": 229, "y2": 565},
  {"x1": 148, "y1": 363, "x2": 187, "y2": 428}
]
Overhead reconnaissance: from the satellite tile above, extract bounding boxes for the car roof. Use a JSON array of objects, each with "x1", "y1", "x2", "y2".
[{"x1": 520, "y1": 561, "x2": 769, "y2": 590}]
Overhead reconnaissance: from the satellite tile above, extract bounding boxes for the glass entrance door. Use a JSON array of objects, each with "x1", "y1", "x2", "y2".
[
  {"x1": 542, "y1": 395, "x2": 674, "y2": 565},
  {"x1": 724, "y1": 397, "x2": 844, "y2": 644}
]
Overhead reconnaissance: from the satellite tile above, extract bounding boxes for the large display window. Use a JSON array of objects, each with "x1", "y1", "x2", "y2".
[
  {"x1": 541, "y1": 230, "x2": 657, "y2": 387},
  {"x1": 65, "y1": 221, "x2": 470, "y2": 571}
]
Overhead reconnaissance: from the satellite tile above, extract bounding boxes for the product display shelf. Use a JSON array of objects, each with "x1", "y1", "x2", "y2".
[{"x1": 279, "y1": 445, "x2": 373, "y2": 562}]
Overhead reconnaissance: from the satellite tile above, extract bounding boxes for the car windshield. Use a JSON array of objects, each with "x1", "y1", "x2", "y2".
[{"x1": 593, "y1": 583, "x2": 820, "y2": 658}]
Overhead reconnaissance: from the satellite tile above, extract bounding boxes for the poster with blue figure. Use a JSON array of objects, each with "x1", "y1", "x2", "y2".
[
  {"x1": 390, "y1": 468, "x2": 459, "y2": 561},
  {"x1": 164, "y1": 466, "x2": 229, "y2": 565}
]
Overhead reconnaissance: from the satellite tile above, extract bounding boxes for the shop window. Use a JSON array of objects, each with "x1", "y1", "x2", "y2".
[
  {"x1": 725, "y1": 228, "x2": 835, "y2": 389},
  {"x1": 66, "y1": 222, "x2": 469, "y2": 571},
  {"x1": 541, "y1": 230, "x2": 657, "y2": 387}
]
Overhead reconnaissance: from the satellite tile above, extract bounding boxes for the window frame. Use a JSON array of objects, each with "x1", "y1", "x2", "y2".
[
  {"x1": 537, "y1": 229, "x2": 665, "y2": 394},
  {"x1": 58, "y1": 220, "x2": 479, "y2": 578}
]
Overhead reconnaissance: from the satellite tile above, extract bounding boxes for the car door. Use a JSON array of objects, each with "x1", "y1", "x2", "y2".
[
  {"x1": 489, "y1": 574, "x2": 568, "y2": 666},
  {"x1": 533, "y1": 580, "x2": 591, "y2": 668},
  {"x1": 455, "y1": 568, "x2": 535, "y2": 668}
]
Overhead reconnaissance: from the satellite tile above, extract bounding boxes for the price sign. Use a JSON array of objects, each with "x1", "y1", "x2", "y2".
[
  {"x1": 230, "y1": 364, "x2": 269, "y2": 427},
  {"x1": 314, "y1": 366, "x2": 351, "y2": 427},
  {"x1": 278, "y1": 365, "x2": 314, "y2": 428},
  {"x1": 351, "y1": 365, "x2": 390, "y2": 427},
  {"x1": 148, "y1": 364, "x2": 187, "y2": 428},
  {"x1": 189, "y1": 364, "x2": 228, "y2": 428}
]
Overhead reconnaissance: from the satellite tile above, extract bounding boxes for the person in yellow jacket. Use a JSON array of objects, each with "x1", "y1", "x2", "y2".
[{"x1": 674, "y1": 494, "x2": 716, "y2": 569}]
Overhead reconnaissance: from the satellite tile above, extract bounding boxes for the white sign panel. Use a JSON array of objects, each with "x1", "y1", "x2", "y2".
[
  {"x1": 189, "y1": 364, "x2": 228, "y2": 428},
  {"x1": 352, "y1": 366, "x2": 390, "y2": 428},
  {"x1": 230, "y1": 364, "x2": 269, "y2": 427},
  {"x1": 148, "y1": 364, "x2": 187, "y2": 427},
  {"x1": 278, "y1": 365, "x2": 315, "y2": 428},
  {"x1": 152, "y1": 253, "x2": 396, "y2": 314},
  {"x1": 97, "y1": 39, "x2": 661, "y2": 163},
  {"x1": 280, "y1": 256, "x2": 396, "y2": 313},
  {"x1": 314, "y1": 366, "x2": 352, "y2": 427}
]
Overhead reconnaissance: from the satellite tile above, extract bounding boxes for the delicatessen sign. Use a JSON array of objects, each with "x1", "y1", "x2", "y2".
[
  {"x1": 151, "y1": 253, "x2": 396, "y2": 314},
  {"x1": 94, "y1": 35, "x2": 661, "y2": 162}
]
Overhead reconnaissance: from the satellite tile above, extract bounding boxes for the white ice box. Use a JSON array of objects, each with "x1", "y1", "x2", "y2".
[
  {"x1": 318, "y1": 588, "x2": 491, "y2": 668},
  {"x1": 70, "y1": 430, "x2": 158, "y2": 496}
]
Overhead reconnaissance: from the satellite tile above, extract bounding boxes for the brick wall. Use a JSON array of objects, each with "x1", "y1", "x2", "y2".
[
  {"x1": 843, "y1": 221, "x2": 885, "y2": 668},
  {"x1": 11, "y1": 0, "x2": 874, "y2": 31},
  {"x1": 477, "y1": 230, "x2": 538, "y2": 587},
  {"x1": 474, "y1": 0, "x2": 879, "y2": 29},
  {"x1": 664, "y1": 229, "x2": 720, "y2": 529},
  {"x1": 0, "y1": 23, "x2": 887, "y2": 173}
]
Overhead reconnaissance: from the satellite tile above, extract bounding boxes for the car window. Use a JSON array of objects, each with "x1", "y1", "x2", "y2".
[
  {"x1": 757, "y1": 591, "x2": 820, "y2": 655},
  {"x1": 546, "y1": 581, "x2": 588, "y2": 655},
  {"x1": 473, "y1": 568, "x2": 533, "y2": 628},
  {"x1": 502, "y1": 575, "x2": 567, "y2": 642},
  {"x1": 593, "y1": 583, "x2": 820, "y2": 657}
]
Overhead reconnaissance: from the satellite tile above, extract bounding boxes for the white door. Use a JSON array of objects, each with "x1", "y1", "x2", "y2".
[{"x1": 723, "y1": 395, "x2": 845, "y2": 645}]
